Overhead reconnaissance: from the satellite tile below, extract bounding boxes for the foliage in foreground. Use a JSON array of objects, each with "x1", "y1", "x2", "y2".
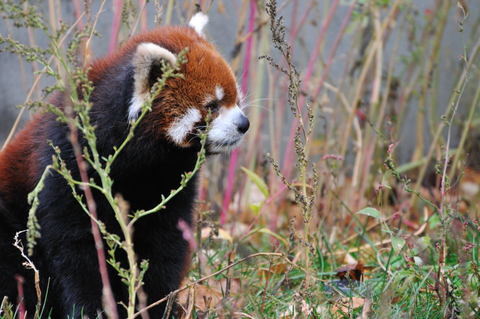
[{"x1": 0, "y1": 0, "x2": 479, "y2": 318}]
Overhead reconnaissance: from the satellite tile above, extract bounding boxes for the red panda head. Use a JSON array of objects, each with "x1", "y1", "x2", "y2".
[{"x1": 90, "y1": 13, "x2": 249, "y2": 154}]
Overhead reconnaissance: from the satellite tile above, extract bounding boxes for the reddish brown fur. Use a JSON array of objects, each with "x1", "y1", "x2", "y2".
[
  {"x1": 0, "y1": 116, "x2": 43, "y2": 204},
  {"x1": 0, "y1": 27, "x2": 238, "y2": 200},
  {"x1": 1, "y1": 27, "x2": 238, "y2": 199},
  {"x1": 89, "y1": 26, "x2": 238, "y2": 142},
  {"x1": 0, "y1": 24, "x2": 244, "y2": 317}
]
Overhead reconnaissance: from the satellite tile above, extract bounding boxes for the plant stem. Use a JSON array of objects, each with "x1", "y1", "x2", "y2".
[
  {"x1": 67, "y1": 112, "x2": 119, "y2": 319},
  {"x1": 109, "y1": 0, "x2": 123, "y2": 53},
  {"x1": 412, "y1": 37, "x2": 480, "y2": 200},
  {"x1": 449, "y1": 84, "x2": 480, "y2": 180},
  {"x1": 221, "y1": 0, "x2": 257, "y2": 224},
  {"x1": 133, "y1": 252, "x2": 283, "y2": 318}
]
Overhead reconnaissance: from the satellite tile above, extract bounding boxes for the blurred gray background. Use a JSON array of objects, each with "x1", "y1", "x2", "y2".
[{"x1": 1, "y1": 1, "x2": 479, "y2": 163}]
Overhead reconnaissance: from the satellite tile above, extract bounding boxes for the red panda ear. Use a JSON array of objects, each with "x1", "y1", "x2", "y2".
[
  {"x1": 129, "y1": 42, "x2": 177, "y2": 121},
  {"x1": 188, "y1": 12, "x2": 209, "y2": 38}
]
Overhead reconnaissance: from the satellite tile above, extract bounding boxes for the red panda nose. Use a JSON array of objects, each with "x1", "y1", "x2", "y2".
[{"x1": 237, "y1": 114, "x2": 250, "y2": 134}]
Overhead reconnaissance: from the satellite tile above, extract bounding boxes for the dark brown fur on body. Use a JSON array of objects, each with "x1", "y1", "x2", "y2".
[{"x1": 0, "y1": 22, "x2": 243, "y2": 318}]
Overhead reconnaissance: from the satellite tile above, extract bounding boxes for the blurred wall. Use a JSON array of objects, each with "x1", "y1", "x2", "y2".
[{"x1": 0, "y1": 1, "x2": 478, "y2": 162}]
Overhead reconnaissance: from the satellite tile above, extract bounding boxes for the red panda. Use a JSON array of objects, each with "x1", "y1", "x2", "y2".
[{"x1": 0, "y1": 13, "x2": 249, "y2": 318}]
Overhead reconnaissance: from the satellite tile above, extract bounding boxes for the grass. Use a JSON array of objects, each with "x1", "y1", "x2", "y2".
[{"x1": 1, "y1": 0, "x2": 480, "y2": 318}]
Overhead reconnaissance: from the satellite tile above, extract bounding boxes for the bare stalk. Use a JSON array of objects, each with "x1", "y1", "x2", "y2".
[
  {"x1": 133, "y1": 252, "x2": 283, "y2": 318},
  {"x1": 412, "y1": 37, "x2": 480, "y2": 198},
  {"x1": 65, "y1": 104, "x2": 119, "y2": 319}
]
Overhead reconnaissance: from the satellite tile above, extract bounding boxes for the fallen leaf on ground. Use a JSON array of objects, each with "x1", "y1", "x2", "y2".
[{"x1": 332, "y1": 297, "x2": 365, "y2": 314}]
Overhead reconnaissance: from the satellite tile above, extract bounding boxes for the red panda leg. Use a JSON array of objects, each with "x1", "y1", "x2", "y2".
[{"x1": 39, "y1": 234, "x2": 111, "y2": 317}]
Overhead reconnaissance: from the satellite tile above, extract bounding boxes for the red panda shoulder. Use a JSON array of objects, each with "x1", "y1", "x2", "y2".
[{"x1": 0, "y1": 115, "x2": 45, "y2": 202}]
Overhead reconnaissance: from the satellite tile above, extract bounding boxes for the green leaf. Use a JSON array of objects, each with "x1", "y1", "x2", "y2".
[
  {"x1": 241, "y1": 167, "x2": 269, "y2": 198},
  {"x1": 428, "y1": 214, "x2": 441, "y2": 229},
  {"x1": 420, "y1": 236, "x2": 431, "y2": 247},
  {"x1": 249, "y1": 203, "x2": 261, "y2": 215},
  {"x1": 391, "y1": 236, "x2": 406, "y2": 252},
  {"x1": 258, "y1": 228, "x2": 288, "y2": 246},
  {"x1": 357, "y1": 207, "x2": 382, "y2": 219}
]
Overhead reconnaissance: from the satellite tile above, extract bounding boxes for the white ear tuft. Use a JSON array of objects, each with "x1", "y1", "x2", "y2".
[
  {"x1": 134, "y1": 42, "x2": 177, "y2": 68},
  {"x1": 189, "y1": 12, "x2": 209, "y2": 37},
  {"x1": 129, "y1": 42, "x2": 177, "y2": 121}
]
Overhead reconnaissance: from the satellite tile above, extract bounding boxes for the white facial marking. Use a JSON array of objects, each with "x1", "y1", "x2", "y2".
[
  {"x1": 208, "y1": 105, "x2": 247, "y2": 152},
  {"x1": 168, "y1": 108, "x2": 202, "y2": 145},
  {"x1": 215, "y1": 85, "x2": 224, "y2": 101},
  {"x1": 188, "y1": 12, "x2": 209, "y2": 37},
  {"x1": 129, "y1": 42, "x2": 177, "y2": 121}
]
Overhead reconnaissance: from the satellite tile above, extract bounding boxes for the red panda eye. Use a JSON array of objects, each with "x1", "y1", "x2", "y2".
[{"x1": 205, "y1": 100, "x2": 219, "y2": 112}]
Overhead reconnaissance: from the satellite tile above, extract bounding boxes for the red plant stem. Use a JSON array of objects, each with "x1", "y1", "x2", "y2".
[
  {"x1": 240, "y1": 1, "x2": 256, "y2": 112},
  {"x1": 265, "y1": 1, "x2": 316, "y2": 217},
  {"x1": 137, "y1": 0, "x2": 147, "y2": 32},
  {"x1": 312, "y1": 1, "x2": 357, "y2": 101},
  {"x1": 277, "y1": 0, "x2": 315, "y2": 154},
  {"x1": 15, "y1": 275, "x2": 26, "y2": 319},
  {"x1": 72, "y1": 0, "x2": 91, "y2": 66},
  {"x1": 109, "y1": 0, "x2": 123, "y2": 54},
  {"x1": 289, "y1": 0, "x2": 315, "y2": 41},
  {"x1": 281, "y1": 0, "x2": 340, "y2": 180},
  {"x1": 220, "y1": 0, "x2": 256, "y2": 224},
  {"x1": 72, "y1": 0, "x2": 84, "y2": 31},
  {"x1": 290, "y1": 0, "x2": 299, "y2": 35},
  {"x1": 267, "y1": 0, "x2": 311, "y2": 232},
  {"x1": 67, "y1": 120, "x2": 119, "y2": 319},
  {"x1": 177, "y1": 219, "x2": 197, "y2": 251},
  {"x1": 267, "y1": 178, "x2": 291, "y2": 232}
]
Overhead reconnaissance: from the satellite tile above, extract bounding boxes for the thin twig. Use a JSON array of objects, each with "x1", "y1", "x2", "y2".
[
  {"x1": 65, "y1": 106, "x2": 119, "y2": 319},
  {"x1": 221, "y1": 0, "x2": 257, "y2": 224},
  {"x1": 1, "y1": 12, "x2": 86, "y2": 150},
  {"x1": 133, "y1": 252, "x2": 283, "y2": 318}
]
